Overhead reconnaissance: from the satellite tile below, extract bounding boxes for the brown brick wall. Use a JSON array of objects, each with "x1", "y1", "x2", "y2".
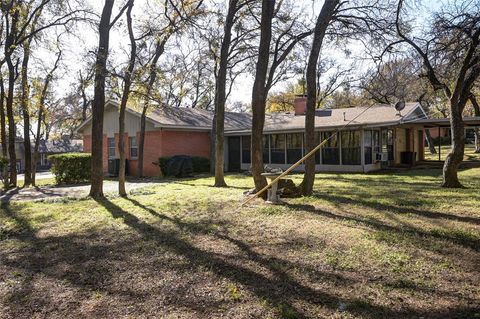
[{"x1": 82, "y1": 129, "x2": 211, "y2": 177}]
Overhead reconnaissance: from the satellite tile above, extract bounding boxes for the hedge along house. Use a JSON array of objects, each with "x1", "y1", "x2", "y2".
[{"x1": 77, "y1": 99, "x2": 480, "y2": 176}]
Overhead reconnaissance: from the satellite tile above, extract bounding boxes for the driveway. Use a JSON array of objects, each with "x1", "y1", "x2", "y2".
[
  {"x1": 17, "y1": 171, "x2": 54, "y2": 181},
  {"x1": 0, "y1": 179, "x2": 161, "y2": 203}
]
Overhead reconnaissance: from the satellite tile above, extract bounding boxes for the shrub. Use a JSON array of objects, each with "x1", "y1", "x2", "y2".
[
  {"x1": 48, "y1": 153, "x2": 91, "y2": 184},
  {"x1": 158, "y1": 155, "x2": 210, "y2": 176}
]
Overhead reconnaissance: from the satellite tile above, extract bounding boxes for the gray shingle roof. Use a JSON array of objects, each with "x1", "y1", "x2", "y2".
[
  {"x1": 77, "y1": 100, "x2": 425, "y2": 134},
  {"x1": 146, "y1": 102, "x2": 423, "y2": 132},
  {"x1": 38, "y1": 139, "x2": 83, "y2": 153},
  {"x1": 147, "y1": 106, "x2": 252, "y2": 131},
  {"x1": 260, "y1": 102, "x2": 422, "y2": 132}
]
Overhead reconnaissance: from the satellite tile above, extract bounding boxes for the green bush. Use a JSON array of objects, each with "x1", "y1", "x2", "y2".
[
  {"x1": 48, "y1": 153, "x2": 91, "y2": 184},
  {"x1": 0, "y1": 156, "x2": 9, "y2": 187},
  {"x1": 158, "y1": 156, "x2": 210, "y2": 176}
]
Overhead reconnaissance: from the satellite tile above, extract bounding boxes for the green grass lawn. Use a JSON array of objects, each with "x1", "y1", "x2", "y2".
[
  {"x1": 1, "y1": 169, "x2": 479, "y2": 318},
  {"x1": 424, "y1": 144, "x2": 480, "y2": 161}
]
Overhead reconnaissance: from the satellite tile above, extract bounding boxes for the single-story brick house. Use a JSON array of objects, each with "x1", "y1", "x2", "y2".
[{"x1": 76, "y1": 99, "x2": 480, "y2": 176}]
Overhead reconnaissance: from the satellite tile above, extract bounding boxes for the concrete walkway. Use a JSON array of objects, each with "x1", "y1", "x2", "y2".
[
  {"x1": 17, "y1": 171, "x2": 54, "y2": 181},
  {"x1": 0, "y1": 180, "x2": 160, "y2": 203}
]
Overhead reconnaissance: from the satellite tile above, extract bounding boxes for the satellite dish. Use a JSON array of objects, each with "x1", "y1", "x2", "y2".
[{"x1": 395, "y1": 101, "x2": 406, "y2": 112}]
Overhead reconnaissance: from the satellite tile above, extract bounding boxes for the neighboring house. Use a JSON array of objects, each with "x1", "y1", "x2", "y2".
[
  {"x1": 76, "y1": 99, "x2": 480, "y2": 176},
  {"x1": 36, "y1": 138, "x2": 84, "y2": 170},
  {"x1": 4, "y1": 137, "x2": 26, "y2": 173},
  {"x1": 1, "y1": 137, "x2": 83, "y2": 173}
]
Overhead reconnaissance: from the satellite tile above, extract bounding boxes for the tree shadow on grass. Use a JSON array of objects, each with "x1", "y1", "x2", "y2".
[
  {"x1": 285, "y1": 201, "x2": 480, "y2": 253},
  {"x1": 1, "y1": 197, "x2": 478, "y2": 318},
  {"x1": 112, "y1": 197, "x2": 478, "y2": 319},
  {"x1": 318, "y1": 190, "x2": 480, "y2": 226}
]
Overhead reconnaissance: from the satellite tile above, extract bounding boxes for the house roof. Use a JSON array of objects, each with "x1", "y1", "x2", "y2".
[
  {"x1": 404, "y1": 117, "x2": 480, "y2": 127},
  {"x1": 76, "y1": 100, "x2": 427, "y2": 134},
  {"x1": 146, "y1": 105, "x2": 252, "y2": 131},
  {"x1": 38, "y1": 139, "x2": 83, "y2": 153},
  {"x1": 224, "y1": 102, "x2": 426, "y2": 134}
]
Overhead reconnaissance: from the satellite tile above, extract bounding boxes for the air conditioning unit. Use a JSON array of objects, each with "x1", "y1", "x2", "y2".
[{"x1": 375, "y1": 152, "x2": 389, "y2": 162}]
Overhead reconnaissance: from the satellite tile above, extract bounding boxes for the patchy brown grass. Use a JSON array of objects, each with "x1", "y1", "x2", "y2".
[{"x1": 1, "y1": 168, "x2": 479, "y2": 318}]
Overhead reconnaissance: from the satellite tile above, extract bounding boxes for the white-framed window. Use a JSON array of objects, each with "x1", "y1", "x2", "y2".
[
  {"x1": 129, "y1": 136, "x2": 138, "y2": 158},
  {"x1": 108, "y1": 138, "x2": 116, "y2": 158}
]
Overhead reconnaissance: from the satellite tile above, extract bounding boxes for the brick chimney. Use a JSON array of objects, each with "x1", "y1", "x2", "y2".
[{"x1": 293, "y1": 96, "x2": 307, "y2": 115}]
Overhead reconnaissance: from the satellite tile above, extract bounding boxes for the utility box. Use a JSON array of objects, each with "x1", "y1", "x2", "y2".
[{"x1": 400, "y1": 151, "x2": 416, "y2": 166}]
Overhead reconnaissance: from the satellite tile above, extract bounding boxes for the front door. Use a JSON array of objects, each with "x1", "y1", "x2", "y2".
[{"x1": 228, "y1": 136, "x2": 241, "y2": 172}]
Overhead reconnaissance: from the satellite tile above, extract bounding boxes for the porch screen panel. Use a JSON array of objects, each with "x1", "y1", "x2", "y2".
[
  {"x1": 305, "y1": 132, "x2": 321, "y2": 164},
  {"x1": 373, "y1": 131, "x2": 380, "y2": 161},
  {"x1": 263, "y1": 135, "x2": 269, "y2": 163},
  {"x1": 270, "y1": 134, "x2": 286, "y2": 164},
  {"x1": 321, "y1": 132, "x2": 339, "y2": 165},
  {"x1": 364, "y1": 130, "x2": 373, "y2": 165},
  {"x1": 286, "y1": 133, "x2": 303, "y2": 164},
  {"x1": 341, "y1": 130, "x2": 361, "y2": 165},
  {"x1": 241, "y1": 135, "x2": 251, "y2": 163}
]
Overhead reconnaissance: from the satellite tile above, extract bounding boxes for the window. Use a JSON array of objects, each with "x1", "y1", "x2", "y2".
[
  {"x1": 286, "y1": 133, "x2": 303, "y2": 164},
  {"x1": 108, "y1": 138, "x2": 116, "y2": 158},
  {"x1": 241, "y1": 135, "x2": 251, "y2": 163},
  {"x1": 364, "y1": 130, "x2": 373, "y2": 165},
  {"x1": 341, "y1": 130, "x2": 361, "y2": 165},
  {"x1": 270, "y1": 134, "x2": 285, "y2": 164},
  {"x1": 321, "y1": 131, "x2": 339, "y2": 165},
  {"x1": 129, "y1": 136, "x2": 138, "y2": 158}
]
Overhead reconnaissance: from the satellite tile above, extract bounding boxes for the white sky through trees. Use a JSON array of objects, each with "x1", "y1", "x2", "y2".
[{"x1": 38, "y1": 0, "x2": 441, "y2": 111}]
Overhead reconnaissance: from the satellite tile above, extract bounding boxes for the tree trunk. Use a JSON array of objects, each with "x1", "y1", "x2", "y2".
[
  {"x1": 301, "y1": 0, "x2": 339, "y2": 196},
  {"x1": 442, "y1": 102, "x2": 465, "y2": 188},
  {"x1": 89, "y1": 0, "x2": 115, "y2": 198},
  {"x1": 0, "y1": 74, "x2": 7, "y2": 158},
  {"x1": 5, "y1": 55, "x2": 17, "y2": 188},
  {"x1": 20, "y1": 41, "x2": 33, "y2": 187},
  {"x1": 137, "y1": 38, "x2": 168, "y2": 177},
  {"x1": 213, "y1": 0, "x2": 239, "y2": 187},
  {"x1": 31, "y1": 107, "x2": 43, "y2": 187},
  {"x1": 210, "y1": 114, "x2": 216, "y2": 174},
  {"x1": 118, "y1": 0, "x2": 136, "y2": 196},
  {"x1": 251, "y1": 0, "x2": 276, "y2": 193},
  {"x1": 0, "y1": 74, "x2": 8, "y2": 187},
  {"x1": 4, "y1": 4, "x2": 19, "y2": 188},
  {"x1": 32, "y1": 49, "x2": 61, "y2": 187},
  {"x1": 424, "y1": 129, "x2": 437, "y2": 154},
  {"x1": 137, "y1": 107, "x2": 147, "y2": 177}
]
